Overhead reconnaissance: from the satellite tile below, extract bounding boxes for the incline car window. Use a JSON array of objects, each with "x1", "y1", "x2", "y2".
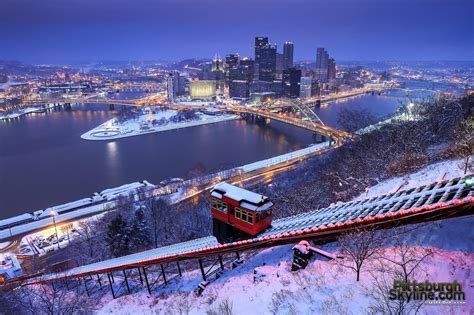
[
  {"x1": 235, "y1": 207, "x2": 253, "y2": 224},
  {"x1": 211, "y1": 198, "x2": 227, "y2": 213}
]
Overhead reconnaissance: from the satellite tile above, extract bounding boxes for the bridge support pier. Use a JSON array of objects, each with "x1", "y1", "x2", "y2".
[
  {"x1": 109, "y1": 104, "x2": 115, "y2": 111},
  {"x1": 312, "y1": 133, "x2": 326, "y2": 143}
]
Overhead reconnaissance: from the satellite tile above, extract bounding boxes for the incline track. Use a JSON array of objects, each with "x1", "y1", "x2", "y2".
[{"x1": 18, "y1": 176, "x2": 473, "y2": 287}]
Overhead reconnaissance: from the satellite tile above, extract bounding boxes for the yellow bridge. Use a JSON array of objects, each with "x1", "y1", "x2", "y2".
[{"x1": 23, "y1": 96, "x2": 351, "y2": 142}]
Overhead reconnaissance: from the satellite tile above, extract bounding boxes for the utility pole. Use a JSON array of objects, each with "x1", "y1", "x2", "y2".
[{"x1": 50, "y1": 210, "x2": 60, "y2": 249}]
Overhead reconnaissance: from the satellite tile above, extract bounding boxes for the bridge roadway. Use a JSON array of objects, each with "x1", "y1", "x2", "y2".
[
  {"x1": 23, "y1": 98, "x2": 350, "y2": 142},
  {"x1": 21, "y1": 176, "x2": 473, "y2": 286}
]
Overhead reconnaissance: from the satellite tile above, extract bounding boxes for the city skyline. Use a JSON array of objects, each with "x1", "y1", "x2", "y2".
[{"x1": 1, "y1": 0, "x2": 473, "y2": 64}]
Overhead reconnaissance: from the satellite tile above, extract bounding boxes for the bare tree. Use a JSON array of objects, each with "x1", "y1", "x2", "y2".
[
  {"x1": 337, "y1": 227, "x2": 382, "y2": 281},
  {"x1": 365, "y1": 266, "x2": 424, "y2": 315},
  {"x1": 337, "y1": 107, "x2": 377, "y2": 132},
  {"x1": 451, "y1": 116, "x2": 473, "y2": 174},
  {"x1": 75, "y1": 220, "x2": 97, "y2": 259},
  {"x1": 365, "y1": 226, "x2": 435, "y2": 314},
  {"x1": 376, "y1": 228, "x2": 434, "y2": 283},
  {"x1": 143, "y1": 197, "x2": 170, "y2": 248},
  {"x1": 7, "y1": 281, "x2": 94, "y2": 315}
]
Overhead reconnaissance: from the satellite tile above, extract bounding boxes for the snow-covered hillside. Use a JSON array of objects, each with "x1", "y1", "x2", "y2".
[
  {"x1": 97, "y1": 215, "x2": 473, "y2": 315},
  {"x1": 96, "y1": 158, "x2": 474, "y2": 314}
]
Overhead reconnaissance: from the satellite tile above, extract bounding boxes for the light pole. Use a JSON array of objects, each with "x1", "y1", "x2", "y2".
[{"x1": 50, "y1": 210, "x2": 60, "y2": 249}]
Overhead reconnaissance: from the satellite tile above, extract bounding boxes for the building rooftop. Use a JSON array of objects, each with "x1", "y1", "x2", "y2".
[{"x1": 211, "y1": 182, "x2": 269, "y2": 206}]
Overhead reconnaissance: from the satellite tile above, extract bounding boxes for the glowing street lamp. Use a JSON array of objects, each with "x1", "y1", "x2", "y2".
[{"x1": 50, "y1": 210, "x2": 60, "y2": 249}]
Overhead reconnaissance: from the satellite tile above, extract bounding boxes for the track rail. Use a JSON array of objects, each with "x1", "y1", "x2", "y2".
[{"x1": 18, "y1": 176, "x2": 473, "y2": 286}]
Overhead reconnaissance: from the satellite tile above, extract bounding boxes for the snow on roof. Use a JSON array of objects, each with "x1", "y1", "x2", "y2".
[
  {"x1": 240, "y1": 201, "x2": 273, "y2": 212},
  {"x1": 212, "y1": 183, "x2": 268, "y2": 205},
  {"x1": 0, "y1": 214, "x2": 32, "y2": 228},
  {"x1": 40, "y1": 198, "x2": 93, "y2": 218},
  {"x1": 0, "y1": 203, "x2": 108, "y2": 240},
  {"x1": 211, "y1": 191, "x2": 223, "y2": 199}
]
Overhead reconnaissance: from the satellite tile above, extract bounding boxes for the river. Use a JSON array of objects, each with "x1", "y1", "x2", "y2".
[{"x1": 0, "y1": 93, "x2": 407, "y2": 218}]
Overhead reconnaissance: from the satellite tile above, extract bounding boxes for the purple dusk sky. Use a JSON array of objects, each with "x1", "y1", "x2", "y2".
[{"x1": 1, "y1": 0, "x2": 473, "y2": 63}]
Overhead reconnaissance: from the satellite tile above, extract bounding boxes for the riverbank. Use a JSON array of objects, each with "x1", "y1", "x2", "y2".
[
  {"x1": 0, "y1": 104, "x2": 55, "y2": 120},
  {"x1": 81, "y1": 109, "x2": 239, "y2": 140}
]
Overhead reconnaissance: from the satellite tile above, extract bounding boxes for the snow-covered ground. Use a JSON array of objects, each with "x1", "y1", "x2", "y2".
[
  {"x1": 96, "y1": 215, "x2": 474, "y2": 315},
  {"x1": 0, "y1": 104, "x2": 54, "y2": 120},
  {"x1": 81, "y1": 108, "x2": 238, "y2": 141}
]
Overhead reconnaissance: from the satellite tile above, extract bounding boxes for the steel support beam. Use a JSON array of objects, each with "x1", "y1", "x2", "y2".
[
  {"x1": 107, "y1": 273, "x2": 115, "y2": 299},
  {"x1": 83, "y1": 278, "x2": 90, "y2": 297},
  {"x1": 123, "y1": 270, "x2": 130, "y2": 294},
  {"x1": 137, "y1": 268, "x2": 143, "y2": 285},
  {"x1": 218, "y1": 255, "x2": 224, "y2": 270},
  {"x1": 198, "y1": 259, "x2": 206, "y2": 281},
  {"x1": 143, "y1": 267, "x2": 151, "y2": 295},
  {"x1": 160, "y1": 264, "x2": 167, "y2": 285},
  {"x1": 176, "y1": 261, "x2": 182, "y2": 277}
]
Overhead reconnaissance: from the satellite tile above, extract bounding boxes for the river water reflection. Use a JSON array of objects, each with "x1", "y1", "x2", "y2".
[{"x1": 0, "y1": 93, "x2": 406, "y2": 218}]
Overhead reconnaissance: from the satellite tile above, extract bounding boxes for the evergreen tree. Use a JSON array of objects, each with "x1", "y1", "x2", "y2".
[
  {"x1": 128, "y1": 208, "x2": 151, "y2": 251},
  {"x1": 106, "y1": 214, "x2": 130, "y2": 257}
]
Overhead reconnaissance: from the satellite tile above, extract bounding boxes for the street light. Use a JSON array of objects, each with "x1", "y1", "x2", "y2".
[{"x1": 50, "y1": 210, "x2": 60, "y2": 249}]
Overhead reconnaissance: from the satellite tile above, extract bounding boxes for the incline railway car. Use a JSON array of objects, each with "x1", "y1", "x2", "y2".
[{"x1": 211, "y1": 183, "x2": 273, "y2": 243}]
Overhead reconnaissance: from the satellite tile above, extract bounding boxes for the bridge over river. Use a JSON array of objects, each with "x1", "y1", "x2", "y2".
[{"x1": 23, "y1": 96, "x2": 352, "y2": 143}]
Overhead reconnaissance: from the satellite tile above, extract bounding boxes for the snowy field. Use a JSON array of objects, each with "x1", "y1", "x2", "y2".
[{"x1": 81, "y1": 109, "x2": 238, "y2": 141}]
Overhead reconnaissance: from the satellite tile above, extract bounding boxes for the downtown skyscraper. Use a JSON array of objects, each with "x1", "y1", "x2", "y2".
[
  {"x1": 258, "y1": 44, "x2": 277, "y2": 82},
  {"x1": 255, "y1": 37, "x2": 269, "y2": 64},
  {"x1": 283, "y1": 41, "x2": 294, "y2": 70},
  {"x1": 315, "y1": 48, "x2": 329, "y2": 82}
]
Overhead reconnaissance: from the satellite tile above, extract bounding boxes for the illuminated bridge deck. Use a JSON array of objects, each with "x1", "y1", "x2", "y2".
[{"x1": 26, "y1": 176, "x2": 473, "y2": 284}]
